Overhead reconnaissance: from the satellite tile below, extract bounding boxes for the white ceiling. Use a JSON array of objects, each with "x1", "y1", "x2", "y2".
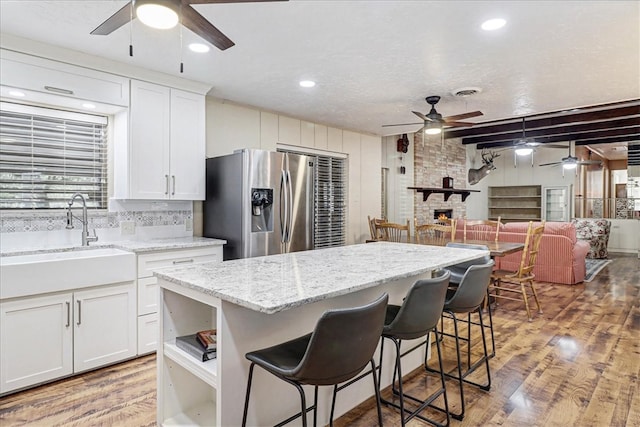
[{"x1": 0, "y1": 1, "x2": 638, "y2": 137}]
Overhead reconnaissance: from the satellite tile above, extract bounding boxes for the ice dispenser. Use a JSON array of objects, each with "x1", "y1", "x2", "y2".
[{"x1": 251, "y1": 188, "x2": 273, "y2": 232}]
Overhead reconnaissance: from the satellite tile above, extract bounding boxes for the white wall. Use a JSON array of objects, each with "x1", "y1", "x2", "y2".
[
  {"x1": 465, "y1": 144, "x2": 579, "y2": 219},
  {"x1": 381, "y1": 135, "x2": 414, "y2": 225},
  {"x1": 203, "y1": 98, "x2": 382, "y2": 245}
]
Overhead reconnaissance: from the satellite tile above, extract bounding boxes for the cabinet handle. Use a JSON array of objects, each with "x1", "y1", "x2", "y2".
[
  {"x1": 66, "y1": 301, "x2": 70, "y2": 327},
  {"x1": 172, "y1": 175, "x2": 176, "y2": 195},
  {"x1": 165, "y1": 175, "x2": 169, "y2": 195},
  {"x1": 76, "y1": 300, "x2": 82, "y2": 326},
  {"x1": 44, "y1": 85, "x2": 74, "y2": 95},
  {"x1": 173, "y1": 258, "x2": 194, "y2": 265}
]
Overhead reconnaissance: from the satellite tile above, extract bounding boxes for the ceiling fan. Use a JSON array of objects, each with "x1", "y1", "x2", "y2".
[
  {"x1": 91, "y1": 0, "x2": 286, "y2": 51},
  {"x1": 497, "y1": 118, "x2": 568, "y2": 156},
  {"x1": 539, "y1": 145, "x2": 603, "y2": 170},
  {"x1": 382, "y1": 95, "x2": 483, "y2": 135}
]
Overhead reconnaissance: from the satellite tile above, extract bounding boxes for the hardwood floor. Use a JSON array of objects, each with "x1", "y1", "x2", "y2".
[{"x1": 1, "y1": 254, "x2": 638, "y2": 427}]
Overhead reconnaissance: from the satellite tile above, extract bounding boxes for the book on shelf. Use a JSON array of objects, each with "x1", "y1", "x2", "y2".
[
  {"x1": 196, "y1": 329, "x2": 217, "y2": 351},
  {"x1": 176, "y1": 334, "x2": 217, "y2": 362}
]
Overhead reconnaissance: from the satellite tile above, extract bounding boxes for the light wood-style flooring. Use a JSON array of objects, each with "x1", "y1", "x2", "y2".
[{"x1": 1, "y1": 254, "x2": 638, "y2": 427}]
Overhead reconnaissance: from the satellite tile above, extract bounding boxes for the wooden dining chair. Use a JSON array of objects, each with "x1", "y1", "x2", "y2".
[
  {"x1": 414, "y1": 218, "x2": 457, "y2": 245},
  {"x1": 377, "y1": 220, "x2": 410, "y2": 243},
  {"x1": 463, "y1": 216, "x2": 503, "y2": 242},
  {"x1": 488, "y1": 221, "x2": 545, "y2": 321},
  {"x1": 367, "y1": 215, "x2": 387, "y2": 241}
]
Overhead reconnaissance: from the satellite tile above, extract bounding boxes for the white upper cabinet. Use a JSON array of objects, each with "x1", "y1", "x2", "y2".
[
  {"x1": 0, "y1": 50, "x2": 129, "y2": 106},
  {"x1": 117, "y1": 80, "x2": 205, "y2": 200},
  {"x1": 170, "y1": 89, "x2": 205, "y2": 200}
]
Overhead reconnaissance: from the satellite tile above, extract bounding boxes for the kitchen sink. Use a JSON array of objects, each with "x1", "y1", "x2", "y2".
[{"x1": 0, "y1": 248, "x2": 136, "y2": 299}]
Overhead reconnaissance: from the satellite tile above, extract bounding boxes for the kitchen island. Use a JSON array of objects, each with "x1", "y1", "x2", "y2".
[{"x1": 155, "y1": 242, "x2": 489, "y2": 426}]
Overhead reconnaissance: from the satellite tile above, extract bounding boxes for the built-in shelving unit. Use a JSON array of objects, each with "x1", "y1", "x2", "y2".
[
  {"x1": 158, "y1": 284, "x2": 221, "y2": 426},
  {"x1": 488, "y1": 185, "x2": 542, "y2": 222}
]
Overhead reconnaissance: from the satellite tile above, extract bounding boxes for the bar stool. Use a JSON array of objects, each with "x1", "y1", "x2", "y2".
[
  {"x1": 241, "y1": 293, "x2": 389, "y2": 427},
  {"x1": 426, "y1": 261, "x2": 494, "y2": 421},
  {"x1": 443, "y1": 242, "x2": 496, "y2": 358},
  {"x1": 378, "y1": 270, "x2": 451, "y2": 427}
]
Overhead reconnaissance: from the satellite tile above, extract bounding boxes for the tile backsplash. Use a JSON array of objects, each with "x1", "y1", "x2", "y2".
[{"x1": 0, "y1": 200, "x2": 194, "y2": 251}]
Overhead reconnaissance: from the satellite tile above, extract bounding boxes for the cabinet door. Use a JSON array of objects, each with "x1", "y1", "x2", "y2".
[
  {"x1": 170, "y1": 89, "x2": 205, "y2": 200},
  {"x1": 129, "y1": 80, "x2": 171, "y2": 199},
  {"x1": 73, "y1": 282, "x2": 137, "y2": 373},
  {"x1": 0, "y1": 293, "x2": 73, "y2": 394}
]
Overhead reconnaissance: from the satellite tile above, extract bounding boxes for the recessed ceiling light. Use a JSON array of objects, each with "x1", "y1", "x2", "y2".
[
  {"x1": 82, "y1": 103, "x2": 96, "y2": 109},
  {"x1": 299, "y1": 80, "x2": 316, "y2": 88},
  {"x1": 481, "y1": 18, "x2": 506, "y2": 31},
  {"x1": 188, "y1": 43, "x2": 210, "y2": 53},
  {"x1": 8, "y1": 90, "x2": 25, "y2": 97}
]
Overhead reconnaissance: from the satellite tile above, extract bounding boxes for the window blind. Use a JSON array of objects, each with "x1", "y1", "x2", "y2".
[{"x1": 0, "y1": 102, "x2": 108, "y2": 209}]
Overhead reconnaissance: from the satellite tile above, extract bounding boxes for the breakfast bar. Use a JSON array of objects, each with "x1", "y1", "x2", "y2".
[{"x1": 154, "y1": 242, "x2": 489, "y2": 426}]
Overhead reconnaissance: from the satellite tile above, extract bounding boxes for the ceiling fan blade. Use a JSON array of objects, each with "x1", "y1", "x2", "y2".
[
  {"x1": 186, "y1": 0, "x2": 287, "y2": 3},
  {"x1": 541, "y1": 144, "x2": 570, "y2": 149},
  {"x1": 382, "y1": 122, "x2": 423, "y2": 127},
  {"x1": 578, "y1": 160, "x2": 603, "y2": 165},
  {"x1": 182, "y1": 4, "x2": 235, "y2": 50},
  {"x1": 412, "y1": 111, "x2": 429, "y2": 121},
  {"x1": 444, "y1": 121, "x2": 475, "y2": 127},
  {"x1": 539, "y1": 162, "x2": 562, "y2": 167},
  {"x1": 443, "y1": 111, "x2": 483, "y2": 121},
  {"x1": 90, "y1": 2, "x2": 132, "y2": 35}
]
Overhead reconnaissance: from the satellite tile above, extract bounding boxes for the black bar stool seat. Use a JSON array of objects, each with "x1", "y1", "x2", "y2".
[{"x1": 242, "y1": 293, "x2": 389, "y2": 427}]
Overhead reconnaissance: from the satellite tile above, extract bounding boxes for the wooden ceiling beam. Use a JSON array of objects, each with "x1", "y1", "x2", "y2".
[
  {"x1": 477, "y1": 127, "x2": 640, "y2": 149},
  {"x1": 462, "y1": 117, "x2": 640, "y2": 145},
  {"x1": 447, "y1": 103, "x2": 640, "y2": 141}
]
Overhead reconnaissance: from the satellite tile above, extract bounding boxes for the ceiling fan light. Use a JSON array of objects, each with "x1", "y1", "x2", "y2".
[
  {"x1": 563, "y1": 162, "x2": 578, "y2": 170},
  {"x1": 424, "y1": 121, "x2": 442, "y2": 135},
  {"x1": 515, "y1": 147, "x2": 533, "y2": 156},
  {"x1": 136, "y1": 0, "x2": 179, "y2": 30}
]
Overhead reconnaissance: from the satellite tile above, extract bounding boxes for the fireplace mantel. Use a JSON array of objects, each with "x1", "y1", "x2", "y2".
[{"x1": 408, "y1": 187, "x2": 480, "y2": 202}]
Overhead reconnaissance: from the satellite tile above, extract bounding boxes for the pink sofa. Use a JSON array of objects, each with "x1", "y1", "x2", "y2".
[{"x1": 456, "y1": 222, "x2": 590, "y2": 285}]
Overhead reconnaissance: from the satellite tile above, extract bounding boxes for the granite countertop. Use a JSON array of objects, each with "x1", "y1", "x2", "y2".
[
  {"x1": 155, "y1": 242, "x2": 489, "y2": 314},
  {"x1": 0, "y1": 236, "x2": 226, "y2": 257}
]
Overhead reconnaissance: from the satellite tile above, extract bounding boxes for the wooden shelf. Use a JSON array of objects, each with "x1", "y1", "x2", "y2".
[
  {"x1": 408, "y1": 187, "x2": 480, "y2": 202},
  {"x1": 488, "y1": 185, "x2": 542, "y2": 221}
]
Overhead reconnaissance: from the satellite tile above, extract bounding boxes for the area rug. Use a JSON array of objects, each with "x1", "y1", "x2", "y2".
[{"x1": 584, "y1": 258, "x2": 612, "y2": 282}]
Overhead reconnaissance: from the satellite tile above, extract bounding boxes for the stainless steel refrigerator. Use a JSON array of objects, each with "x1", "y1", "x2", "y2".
[{"x1": 204, "y1": 149, "x2": 315, "y2": 260}]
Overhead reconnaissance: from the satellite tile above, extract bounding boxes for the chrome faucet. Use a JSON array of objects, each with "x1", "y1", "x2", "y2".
[{"x1": 66, "y1": 193, "x2": 98, "y2": 246}]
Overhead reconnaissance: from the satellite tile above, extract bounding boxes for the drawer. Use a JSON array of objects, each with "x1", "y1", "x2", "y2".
[
  {"x1": 137, "y1": 313, "x2": 158, "y2": 355},
  {"x1": 138, "y1": 277, "x2": 158, "y2": 315},
  {"x1": 137, "y1": 246, "x2": 223, "y2": 278}
]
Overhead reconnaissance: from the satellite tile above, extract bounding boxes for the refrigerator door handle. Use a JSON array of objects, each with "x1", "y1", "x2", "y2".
[
  {"x1": 280, "y1": 169, "x2": 288, "y2": 243},
  {"x1": 286, "y1": 170, "x2": 293, "y2": 243}
]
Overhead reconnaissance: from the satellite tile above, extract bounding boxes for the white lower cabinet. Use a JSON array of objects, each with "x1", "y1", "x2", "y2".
[
  {"x1": 0, "y1": 281, "x2": 136, "y2": 394},
  {"x1": 0, "y1": 293, "x2": 73, "y2": 393},
  {"x1": 73, "y1": 283, "x2": 137, "y2": 373},
  {"x1": 135, "y1": 246, "x2": 223, "y2": 355}
]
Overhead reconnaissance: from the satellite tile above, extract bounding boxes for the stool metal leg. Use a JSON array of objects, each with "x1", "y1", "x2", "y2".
[{"x1": 242, "y1": 363, "x2": 256, "y2": 427}]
